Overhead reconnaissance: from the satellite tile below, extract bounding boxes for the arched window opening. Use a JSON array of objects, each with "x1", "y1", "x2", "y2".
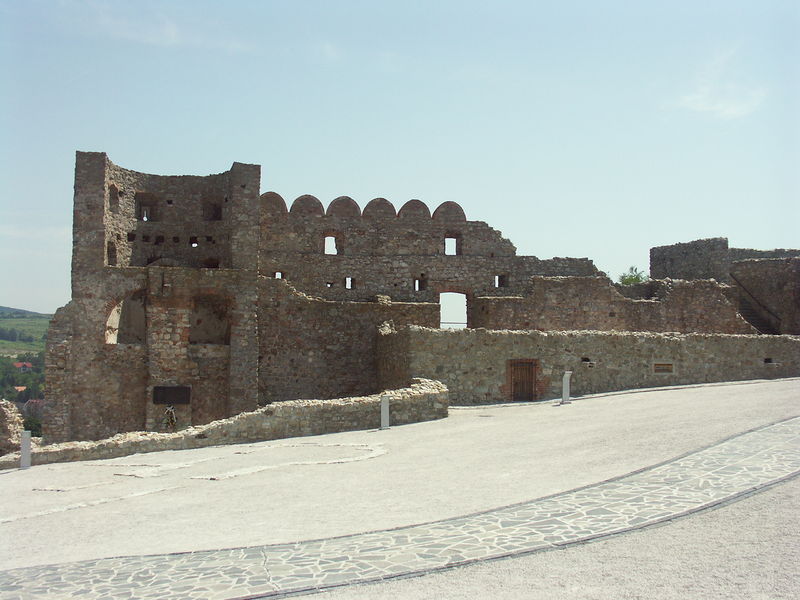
[
  {"x1": 106, "y1": 291, "x2": 146, "y2": 344},
  {"x1": 440, "y1": 292, "x2": 467, "y2": 329},
  {"x1": 190, "y1": 295, "x2": 230, "y2": 345}
]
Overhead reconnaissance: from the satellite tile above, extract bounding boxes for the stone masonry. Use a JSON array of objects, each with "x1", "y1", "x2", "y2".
[
  {"x1": 43, "y1": 152, "x2": 800, "y2": 444},
  {"x1": 377, "y1": 326, "x2": 800, "y2": 404}
]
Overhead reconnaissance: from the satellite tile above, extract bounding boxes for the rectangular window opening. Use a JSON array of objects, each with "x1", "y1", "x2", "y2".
[
  {"x1": 494, "y1": 274, "x2": 508, "y2": 288},
  {"x1": 444, "y1": 236, "x2": 460, "y2": 256},
  {"x1": 345, "y1": 277, "x2": 354, "y2": 290},
  {"x1": 414, "y1": 277, "x2": 428, "y2": 292},
  {"x1": 189, "y1": 236, "x2": 199, "y2": 248},
  {"x1": 653, "y1": 362, "x2": 674, "y2": 374},
  {"x1": 273, "y1": 271, "x2": 283, "y2": 279},
  {"x1": 324, "y1": 236, "x2": 339, "y2": 255}
]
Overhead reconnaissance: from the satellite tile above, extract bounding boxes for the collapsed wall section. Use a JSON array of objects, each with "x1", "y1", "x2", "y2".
[
  {"x1": 378, "y1": 326, "x2": 800, "y2": 404},
  {"x1": 470, "y1": 276, "x2": 754, "y2": 334},
  {"x1": 3, "y1": 379, "x2": 448, "y2": 468},
  {"x1": 650, "y1": 237, "x2": 800, "y2": 284}
]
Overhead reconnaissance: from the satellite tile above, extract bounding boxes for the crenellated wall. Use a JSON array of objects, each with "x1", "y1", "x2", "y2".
[{"x1": 258, "y1": 192, "x2": 599, "y2": 303}]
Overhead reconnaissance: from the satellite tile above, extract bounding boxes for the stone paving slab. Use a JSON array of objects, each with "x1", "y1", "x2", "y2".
[{"x1": 1, "y1": 417, "x2": 798, "y2": 600}]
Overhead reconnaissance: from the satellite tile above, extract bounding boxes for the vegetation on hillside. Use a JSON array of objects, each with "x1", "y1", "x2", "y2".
[{"x1": 0, "y1": 308, "x2": 51, "y2": 355}]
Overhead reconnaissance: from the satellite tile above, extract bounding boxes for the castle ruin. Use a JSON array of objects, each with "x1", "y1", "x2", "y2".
[{"x1": 44, "y1": 153, "x2": 800, "y2": 443}]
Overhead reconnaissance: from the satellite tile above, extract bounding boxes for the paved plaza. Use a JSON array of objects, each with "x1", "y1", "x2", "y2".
[{"x1": 1, "y1": 378, "x2": 798, "y2": 599}]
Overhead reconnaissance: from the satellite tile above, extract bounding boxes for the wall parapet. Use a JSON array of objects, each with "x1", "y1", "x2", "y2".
[{"x1": 0, "y1": 379, "x2": 448, "y2": 468}]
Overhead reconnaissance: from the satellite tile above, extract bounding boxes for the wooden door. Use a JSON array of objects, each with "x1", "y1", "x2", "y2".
[{"x1": 509, "y1": 359, "x2": 537, "y2": 401}]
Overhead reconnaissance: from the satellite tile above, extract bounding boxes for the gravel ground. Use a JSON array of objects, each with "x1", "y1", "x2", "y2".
[{"x1": 1, "y1": 378, "x2": 798, "y2": 578}]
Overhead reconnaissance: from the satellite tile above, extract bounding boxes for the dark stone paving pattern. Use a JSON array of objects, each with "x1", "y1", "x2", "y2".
[{"x1": 2, "y1": 417, "x2": 798, "y2": 600}]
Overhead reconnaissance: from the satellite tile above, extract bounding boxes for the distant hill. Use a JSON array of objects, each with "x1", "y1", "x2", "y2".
[
  {"x1": 0, "y1": 306, "x2": 53, "y2": 318},
  {"x1": 0, "y1": 308, "x2": 52, "y2": 355}
]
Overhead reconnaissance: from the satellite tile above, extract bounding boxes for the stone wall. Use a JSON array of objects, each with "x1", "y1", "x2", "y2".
[
  {"x1": 1, "y1": 380, "x2": 447, "y2": 469},
  {"x1": 650, "y1": 238, "x2": 731, "y2": 282},
  {"x1": 0, "y1": 400, "x2": 23, "y2": 455},
  {"x1": 650, "y1": 237, "x2": 800, "y2": 284},
  {"x1": 378, "y1": 326, "x2": 800, "y2": 404},
  {"x1": 259, "y1": 192, "x2": 600, "y2": 304},
  {"x1": 258, "y1": 279, "x2": 438, "y2": 403},
  {"x1": 469, "y1": 277, "x2": 754, "y2": 334},
  {"x1": 729, "y1": 258, "x2": 800, "y2": 335},
  {"x1": 46, "y1": 153, "x2": 799, "y2": 446},
  {"x1": 45, "y1": 267, "x2": 260, "y2": 443}
]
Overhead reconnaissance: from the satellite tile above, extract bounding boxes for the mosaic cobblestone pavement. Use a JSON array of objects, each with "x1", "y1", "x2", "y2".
[{"x1": 2, "y1": 417, "x2": 799, "y2": 600}]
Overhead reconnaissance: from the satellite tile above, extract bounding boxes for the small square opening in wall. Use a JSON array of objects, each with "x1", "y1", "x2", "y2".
[
  {"x1": 325, "y1": 281, "x2": 334, "y2": 288},
  {"x1": 189, "y1": 236, "x2": 199, "y2": 248},
  {"x1": 273, "y1": 271, "x2": 283, "y2": 279},
  {"x1": 653, "y1": 362, "x2": 674, "y2": 374},
  {"x1": 764, "y1": 357, "x2": 773, "y2": 364}
]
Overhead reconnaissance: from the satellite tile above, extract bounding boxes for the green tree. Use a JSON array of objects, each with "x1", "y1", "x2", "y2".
[{"x1": 618, "y1": 266, "x2": 649, "y2": 285}]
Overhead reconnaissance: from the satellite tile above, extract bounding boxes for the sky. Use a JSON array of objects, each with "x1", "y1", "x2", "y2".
[{"x1": 1, "y1": 0, "x2": 798, "y2": 314}]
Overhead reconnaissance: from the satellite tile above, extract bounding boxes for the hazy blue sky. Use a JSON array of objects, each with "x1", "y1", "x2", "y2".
[{"x1": 1, "y1": 0, "x2": 798, "y2": 314}]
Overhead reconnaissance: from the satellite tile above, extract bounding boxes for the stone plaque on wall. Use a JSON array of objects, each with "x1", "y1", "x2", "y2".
[{"x1": 152, "y1": 386, "x2": 191, "y2": 404}]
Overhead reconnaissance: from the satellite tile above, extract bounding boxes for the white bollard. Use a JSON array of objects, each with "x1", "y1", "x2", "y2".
[
  {"x1": 20, "y1": 430, "x2": 31, "y2": 469},
  {"x1": 380, "y1": 395, "x2": 390, "y2": 430},
  {"x1": 560, "y1": 371, "x2": 573, "y2": 405}
]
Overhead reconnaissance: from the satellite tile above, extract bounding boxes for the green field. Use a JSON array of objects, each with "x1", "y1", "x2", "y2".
[{"x1": 0, "y1": 307, "x2": 52, "y2": 356}]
